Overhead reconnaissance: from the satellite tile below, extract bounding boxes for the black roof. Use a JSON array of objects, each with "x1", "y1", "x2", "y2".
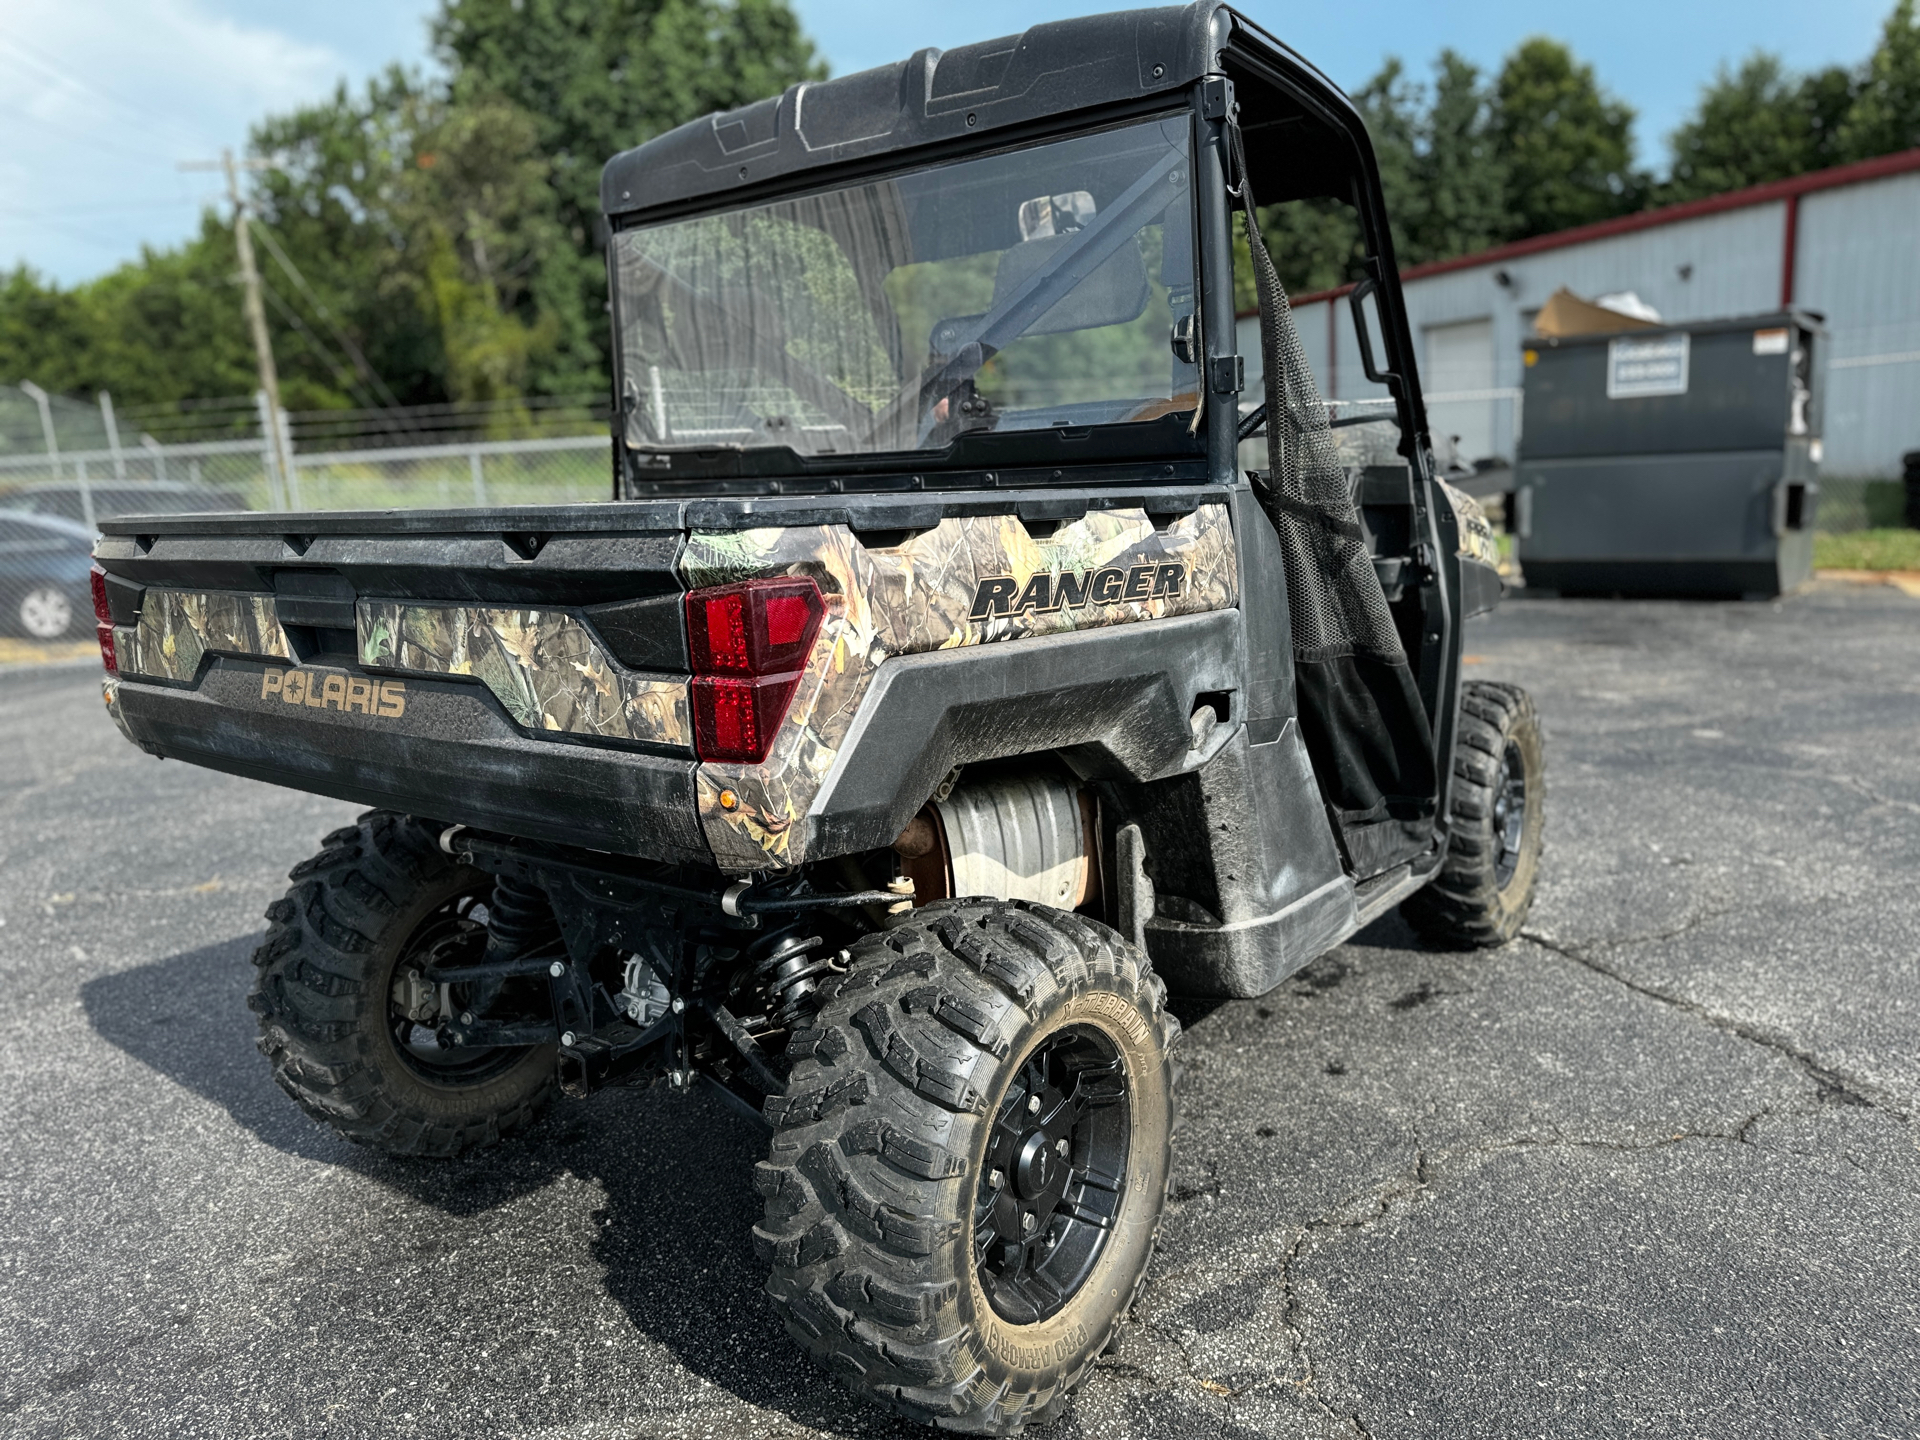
[{"x1": 602, "y1": 3, "x2": 1243, "y2": 221}]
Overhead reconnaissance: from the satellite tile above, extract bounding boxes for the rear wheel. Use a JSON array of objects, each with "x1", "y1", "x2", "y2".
[
  {"x1": 248, "y1": 810, "x2": 556, "y2": 1156},
  {"x1": 756, "y1": 899, "x2": 1178, "y2": 1434},
  {"x1": 1402, "y1": 680, "x2": 1546, "y2": 947}
]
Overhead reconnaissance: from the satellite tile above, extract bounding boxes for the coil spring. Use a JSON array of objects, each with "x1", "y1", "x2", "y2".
[
  {"x1": 751, "y1": 929, "x2": 844, "y2": 1031},
  {"x1": 485, "y1": 875, "x2": 561, "y2": 966}
]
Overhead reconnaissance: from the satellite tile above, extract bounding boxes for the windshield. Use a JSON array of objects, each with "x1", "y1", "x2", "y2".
[{"x1": 611, "y1": 116, "x2": 1198, "y2": 460}]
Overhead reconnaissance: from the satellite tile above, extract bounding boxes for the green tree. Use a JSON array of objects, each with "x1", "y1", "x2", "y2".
[
  {"x1": 1494, "y1": 38, "x2": 1646, "y2": 238},
  {"x1": 250, "y1": 71, "x2": 603, "y2": 412},
  {"x1": 1666, "y1": 55, "x2": 1818, "y2": 201},
  {"x1": 1663, "y1": 55, "x2": 1869, "y2": 202},
  {"x1": 0, "y1": 0, "x2": 823, "y2": 415},
  {"x1": 1409, "y1": 51, "x2": 1507, "y2": 262},
  {"x1": 1800, "y1": 65, "x2": 1862, "y2": 170},
  {"x1": 433, "y1": 0, "x2": 827, "y2": 394},
  {"x1": 1660, "y1": 1, "x2": 1919, "y2": 203},
  {"x1": 1352, "y1": 56, "x2": 1422, "y2": 245},
  {"x1": 399, "y1": 98, "x2": 571, "y2": 409},
  {"x1": 1837, "y1": 0, "x2": 1920, "y2": 159},
  {"x1": 1235, "y1": 47, "x2": 1512, "y2": 309},
  {"x1": 248, "y1": 70, "x2": 444, "y2": 411},
  {"x1": 0, "y1": 221, "x2": 266, "y2": 410}
]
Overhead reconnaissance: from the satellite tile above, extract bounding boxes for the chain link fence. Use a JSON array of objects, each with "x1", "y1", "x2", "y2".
[
  {"x1": 1, "y1": 380, "x2": 1910, "y2": 531},
  {"x1": 0, "y1": 385, "x2": 611, "y2": 523}
]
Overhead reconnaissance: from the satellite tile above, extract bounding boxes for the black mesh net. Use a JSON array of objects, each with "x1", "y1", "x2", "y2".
[
  {"x1": 1230, "y1": 122, "x2": 1436, "y2": 875},
  {"x1": 1233, "y1": 143, "x2": 1405, "y2": 666}
]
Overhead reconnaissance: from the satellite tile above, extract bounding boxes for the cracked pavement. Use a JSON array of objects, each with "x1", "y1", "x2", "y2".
[{"x1": 3, "y1": 582, "x2": 1918, "y2": 1438}]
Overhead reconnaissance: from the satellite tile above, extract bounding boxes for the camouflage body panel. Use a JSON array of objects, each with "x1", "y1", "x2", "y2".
[
  {"x1": 113, "y1": 590, "x2": 292, "y2": 683},
  {"x1": 358, "y1": 601, "x2": 691, "y2": 749},
  {"x1": 1440, "y1": 479, "x2": 1501, "y2": 571},
  {"x1": 682, "y1": 503, "x2": 1237, "y2": 871}
]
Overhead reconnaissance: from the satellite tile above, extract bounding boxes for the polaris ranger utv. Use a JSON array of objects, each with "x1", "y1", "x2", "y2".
[{"x1": 91, "y1": 4, "x2": 1542, "y2": 1430}]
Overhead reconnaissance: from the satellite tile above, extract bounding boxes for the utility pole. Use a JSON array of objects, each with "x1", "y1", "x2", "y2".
[{"x1": 181, "y1": 149, "x2": 294, "y2": 508}]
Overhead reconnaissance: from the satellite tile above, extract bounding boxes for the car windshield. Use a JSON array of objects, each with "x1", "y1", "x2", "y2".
[{"x1": 611, "y1": 116, "x2": 1198, "y2": 460}]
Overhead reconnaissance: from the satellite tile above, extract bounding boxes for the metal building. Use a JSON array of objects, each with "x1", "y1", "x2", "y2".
[{"x1": 1242, "y1": 147, "x2": 1920, "y2": 492}]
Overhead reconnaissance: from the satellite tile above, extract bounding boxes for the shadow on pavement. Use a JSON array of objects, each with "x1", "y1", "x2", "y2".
[
  {"x1": 1343, "y1": 909, "x2": 1422, "y2": 952},
  {"x1": 80, "y1": 937, "x2": 924, "y2": 1437},
  {"x1": 81, "y1": 936, "x2": 352, "y2": 1166}
]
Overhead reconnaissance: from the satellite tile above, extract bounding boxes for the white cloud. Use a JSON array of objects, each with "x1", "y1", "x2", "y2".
[{"x1": 0, "y1": 0, "x2": 357, "y2": 284}]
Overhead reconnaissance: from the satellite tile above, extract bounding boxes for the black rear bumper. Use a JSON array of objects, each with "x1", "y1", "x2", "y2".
[{"x1": 113, "y1": 660, "x2": 711, "y2": 865}]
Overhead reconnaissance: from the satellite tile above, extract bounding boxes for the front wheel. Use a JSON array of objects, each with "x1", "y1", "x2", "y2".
[
  {"x1": 1402, "y1": 680, "x2": 1546, "y2": 947},
  {"x1": 755, "y1": 900, "x2": 1179, "y2": 1434}
]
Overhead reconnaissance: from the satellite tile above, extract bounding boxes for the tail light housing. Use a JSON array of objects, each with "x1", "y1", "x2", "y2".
[
  {"x1": 685, "y1": 577, "x2": 825, "y2": 764},
  {"x1": 90, "y1": 565, "x2": 117, "y2": 675}
]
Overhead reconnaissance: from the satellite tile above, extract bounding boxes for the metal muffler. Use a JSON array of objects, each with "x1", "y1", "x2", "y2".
[{"x1": 893, "y1": 771, "x2": 1097, "y2": 909}]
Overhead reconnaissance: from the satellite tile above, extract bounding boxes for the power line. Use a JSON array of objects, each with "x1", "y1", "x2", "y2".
[
  {"x1": 257, "y1": 278, "x2": 392, "y2": 415},
  {"x1": 246, "y1": 218, "x2": 413, "y2": 421},
  {"x1": 0, "y1": 197, "x2": 223, "y2": 222},
  {"x1": 0, "y1": 36, "x2": 210, "y2": 152},
  {"x1": 0, "y1": 93, "x2": 185, "y2": 168}
]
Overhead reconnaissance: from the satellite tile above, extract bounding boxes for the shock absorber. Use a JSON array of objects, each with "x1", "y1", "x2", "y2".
[
  {"x1": 751, "y1": 928, "x2": 843, "y2": 1031},
  {"x1": 484, "y1": 875, "x2": 562, "y2": 966}
]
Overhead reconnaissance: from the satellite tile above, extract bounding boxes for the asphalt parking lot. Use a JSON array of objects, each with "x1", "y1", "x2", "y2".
[{"x1": 3, "y1": 582, "x2": 1918, "y2": 1440}]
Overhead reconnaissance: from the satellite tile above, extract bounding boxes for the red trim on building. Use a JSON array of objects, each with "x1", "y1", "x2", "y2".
[
  {"x1": 1779, "y1": 194, "x2": 1800, "y2": 308},
  {"x1": 1256, "y1": 146, "x2": 1920, "y2": 315}
]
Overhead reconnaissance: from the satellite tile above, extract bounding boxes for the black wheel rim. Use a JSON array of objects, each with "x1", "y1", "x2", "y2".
[
  {"x1": 973, "y1": 1025, "x2": 1130, "y2": 1325},
  {"x1": 1492, "y1": 740, "x2": 1528, "y2": 888},
  {"x1": 386, "y1": 892, "x2": 534, "y2": 1086}
]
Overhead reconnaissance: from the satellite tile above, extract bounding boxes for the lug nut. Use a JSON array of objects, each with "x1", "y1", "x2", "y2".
[
  {"x1": 561, "y1": 1031, "x2": 576, "y2": 1047},
  {"x1": 670, "y1": 997, "x2": 685, "y2": 1014},
  {"x1": 460, "y1": 1011, "x2": 474, "y2": 1025},
  {"x1": 988, "y1": 1169, "x2": 1005, "y2": 1190},
  {"x1": 1021, "y1": 1212, "x2": 1036, "y2": 1234},
  {"x1": 548, "y1": 961, "x2": 565, "y2": 978},
  {"x1": 670, "y1": 1069, "x2": 687, "y2": 1088},
  {"x1": 1027, "y1": 1095, "x2": 1041, "y2": 1114},
  {"x1": 1056, "y1": 1138, "x2": 1070, "y2": 1159}
]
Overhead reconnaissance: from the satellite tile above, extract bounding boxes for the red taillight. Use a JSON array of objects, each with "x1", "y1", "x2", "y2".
[
  {"x1": 684, "y1": 577, "x2": 825, "y2": 764},
  {"x1": 691, "y1": 674, "x2": 800, "y2": 761},
  {"x1": 90, "y1": 565, "x2": 117, "y2": 675},
  {"x1": 687, "y1": 577, "x2": 824, "y2": 676}
]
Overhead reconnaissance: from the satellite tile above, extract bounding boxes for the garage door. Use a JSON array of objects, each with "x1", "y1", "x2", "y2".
[{"x1": 1426, "y1": 317, "x2": 1496, "y2": 465}]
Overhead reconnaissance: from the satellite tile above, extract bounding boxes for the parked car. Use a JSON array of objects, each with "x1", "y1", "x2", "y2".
[
  {"x1": 0, "y1": 480, "x2": 248, "y2": 528},
  {"x1": 0, "y1": 509, "x2": 94, "y2": 639}
]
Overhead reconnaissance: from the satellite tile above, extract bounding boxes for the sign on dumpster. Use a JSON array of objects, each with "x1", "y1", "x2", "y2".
[{"x1": 1607, "y1": 334, "x2": 1690, "y2": 399}]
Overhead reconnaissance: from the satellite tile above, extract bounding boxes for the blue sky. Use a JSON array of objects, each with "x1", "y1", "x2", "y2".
[{"x1": 1, "y1": 0, "x2": 1894, "y2": 287}]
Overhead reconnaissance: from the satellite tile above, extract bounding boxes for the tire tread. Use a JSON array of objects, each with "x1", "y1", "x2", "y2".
[
  {"x1": 760, "y1": 899, "x2": 1177, "y2": 1434},
  {"x1": 248, "y1": 809, "x2": 554, "y2": 1157}
]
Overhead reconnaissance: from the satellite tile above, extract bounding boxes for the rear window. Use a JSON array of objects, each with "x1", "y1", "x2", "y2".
[{"x1": 612, "y1": 115, "x2": 1199, "y2": 464}]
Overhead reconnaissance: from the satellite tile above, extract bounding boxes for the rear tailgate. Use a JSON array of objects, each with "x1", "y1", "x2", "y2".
[{"x1": 94, "y1": 505, "x2": 711, "y2": 865}]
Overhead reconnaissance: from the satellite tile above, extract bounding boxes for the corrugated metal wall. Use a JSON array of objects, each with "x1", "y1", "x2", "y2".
[
  {"x1": 1239, "y1": 167, "x2": 1920, "y2": 478},
  {"x1": 1795, "y1": 170, "x2": 1920, "y2": 476}
]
